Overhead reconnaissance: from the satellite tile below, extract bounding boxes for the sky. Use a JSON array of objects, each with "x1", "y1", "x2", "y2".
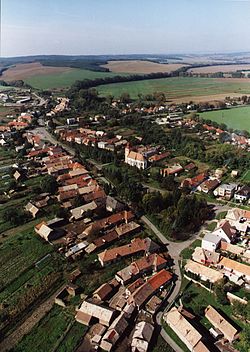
[{"x1": 2, "y1": 0, "x2": 250, "y2": 57}]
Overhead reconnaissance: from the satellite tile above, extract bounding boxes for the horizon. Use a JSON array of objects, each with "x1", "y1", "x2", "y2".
[{"x1": 2, "y1": 0, "x2": 250, "y2": 57}]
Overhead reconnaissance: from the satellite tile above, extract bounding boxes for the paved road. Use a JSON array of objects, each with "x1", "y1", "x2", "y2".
[
  {"x1": 141, "y1": 215, "x2": 203, "y2": 352},
  {"x1": 32, "y1": 127, "x2": 75, "y2": 156}
]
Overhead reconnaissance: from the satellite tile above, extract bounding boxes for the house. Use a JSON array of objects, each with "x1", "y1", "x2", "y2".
[
  {"x1": 145, "y1": 295, "x2": 162, "y2": 315},
  {"x1": 181, "y1": 173, "x2": 207, "y2": 189},
  {"x1": 192, "y1": 247, "x2": 221, "y2": 265},
  {"x1": 115, "y1": 253, "x2": 168, "y2": 285},
  {"x1": 202, "y1": 233, "x2": 221, "y2": 252},
  {"x1": 106, "y1": 196, "x2": 124, "y2": 213},
  {"x1": 212, "y1": 220, "x2": 237, "y2": 243},
  {"x1": 93, "y1": 282, "x2": 116, "y2": 301},
  {"x1": 213, "y1": 183, "x2": 238, "y2": 200},
  {"x1": 100, "y1": 313, "x2": 128, "y2": 351},
  {"x1": 205, "y1": 305, "x2": 239, "y2": 343},
  {"x1": 161, "y1": 163, "x2": 183, "y2": 177},
  {"x1": 25, "y1": 202, "x2": 40, "y2": 218},
  {"x1": 197, "y1": 178, "x2": 220, "y2": 193},
  {"x1": 127, "y1": 269, "x2": 172, "y2": 308},
  {"x1": 185, "y1": 163, "x2": 197, "y2": 172},
  {"x1": 131, "y1": 321, "x2": 154, "y2": 352},
  {"x1": 69, "y1": 201, "x2": 98, "y2": 221},
  {"x1": 185, "y1": 260, "x2": 224, "y2": 284},
  {"x1": 98, "y1": 237, "x2": 160, "y2": 267},
  {"x1": 35, "y1": 218, "x2": 65, "y2": 241},
  {"x1": 218, "y1": 257, "x2": 250, "y2": 283},
  {"x1": 165, "y1": 307, "x2": 211, "y2": 352},
  {"x1": 75, "y1": 300, "x2": 116, "y2": 327},
  {"x1": 234, "y1": 185, "x2": 250, "y2": 203},
  {"x1": 125, "y1": 145, "x2": 147, "y2": 170}
]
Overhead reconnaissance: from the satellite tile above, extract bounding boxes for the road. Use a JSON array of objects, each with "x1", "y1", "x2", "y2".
[
  {"x1": 141, "y1": 215, "x2": 203, "y2": 352},
  {"x1": 32, "y1": 127, "x2": 75, "y2": 156}
]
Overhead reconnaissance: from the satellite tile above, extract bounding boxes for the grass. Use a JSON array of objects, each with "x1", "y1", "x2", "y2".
[
  {"x1": 0, "y1": 228, "x2": 53, "y2": 288},
  {"x1": 241, "y1": 170, "x2": 250, "y2": 182},
  {"x1": 56, "y1": 322, "x2": 87, "y2": 352},
  {"x1": 162, "y1": 321, "x2": 189, "y2": 352},
  {"x1": 151, "y1": 334, "x2": 174, "y2": 352},
  {"x1": 181, "y1": 282, "x2": 245, "y2": 330},
  {"x1": 97, "y1": 77, "x2": 250, "y2": 100},
  {"x1": 24, "y1": 69, "x2": 128, "y2": 90},
  {"x1": 216, "y1": 210, "x2": 227, "y2": 220},
  {"x1": 180, "y1": 239, "x2": 202, "y2": 260},
  {"x1": 200, "y1": 106, "x2": 250, "y2": 133},
  {"x1": 13, "y1": 306, "x2": 74, "y2": 352},
  {"x1": 206, "y1": 221, "x2": 217, "y2": 231}
]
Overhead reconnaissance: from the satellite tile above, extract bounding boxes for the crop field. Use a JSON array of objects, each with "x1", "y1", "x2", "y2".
[
  {"x1": 188, "y1": 64, "x2": 250, "y2": 74},
  {"x1": 199, "y1": 106, "x2": 250, "y2": 132},
  {"x1": 1, "y1": 62, "x2": 129, "y2": 90},
  {"x1": 102, "y1": 60, "x2": 187, "y2": 74},
  {"x1": 0, "y1": 229, "x2": 53, "y2": 288},
  {"x1": 13, "y1": 306, "x2": 76, "y2": 352},
  {"x1": 97, "y1": 77, "x2": 250, "y2": 102}
]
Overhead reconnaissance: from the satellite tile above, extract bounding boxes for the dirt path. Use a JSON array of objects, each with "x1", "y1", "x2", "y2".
[{"x1": 0, "y1": 286, "x2": 65, "y2": 352}]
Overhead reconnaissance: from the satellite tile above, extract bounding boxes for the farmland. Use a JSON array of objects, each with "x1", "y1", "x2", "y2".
[
  {"x1": 1, "y1": 62, "x2": 129, "y2": 90},
  {"x1": 97, "y1": 77, "x2": 250, "y2": 102},
  {"x1": 188, "y1": 64, "x2": 250, "y2": 74},
  {"x1": 101, "y1": 60, "x2": 187, "y2": 74},
  {"x1": 199, "y1": 106, "x2": 250, "y2": 132},
  {"x1": 13, "y1": 306, "x2": 82, "y2": 352}
]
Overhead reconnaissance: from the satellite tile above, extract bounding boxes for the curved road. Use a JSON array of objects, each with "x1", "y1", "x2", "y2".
[{"x1": 141, "y1": 215, "x2": 202, "y2": 352}]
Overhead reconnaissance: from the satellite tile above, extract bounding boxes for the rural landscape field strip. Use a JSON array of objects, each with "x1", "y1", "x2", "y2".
[
  {"x1": 200, "y1": 106, "x2": 250, "y2": 132},
  {"x1": 97, "y1": 77, "x2": 250, "y2": 100}
]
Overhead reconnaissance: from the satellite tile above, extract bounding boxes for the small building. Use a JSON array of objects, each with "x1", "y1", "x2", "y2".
[
  {"x1": 205, "y1": 305, "x2": 239, "y2": 343},
  {"x1": 131, "y1": 321, "x2": 154, "y2": 352},
  {"x1": 234, "y1": 185, "x2": 250, "y2": 203},
  {"x1": 76, "y1": 300, "x2": 116, "y2": 327},
  {"x1": 213, "y1": 183, "x2": 238, "y2": 200},
  {"x1": 212, "y1": 220, "x2": 237, "y2": 243},
  {"x1": 192, "y1": 247, "x2": 221, "y2": 265},
  {"x1": 185, "y1": 260, "x2": 224, "y2": 284},
  {"x1": 100, "y1": 313, "x2": 128, "y2": 351},
  {"x1": 165, "y1": 307, "x2": 211, "y2": 352},
  {"x1": 202, "y1": 233, "x2": 221, "y2": 252},
  {"x1": 197, "y1": 179, "x2": 220, "y2": 194}
]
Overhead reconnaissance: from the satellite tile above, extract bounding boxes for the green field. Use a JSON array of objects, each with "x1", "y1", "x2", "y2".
[
  {"x1": 97, "y1": 77, "x2": 250, "y2": 100},
  {"x1": 25, "y1": 69, "x2": 128, "y2": 90},
  {"x1": 241, "y1": 170, "x2": 250, "y2": 182},
  {"x1": 200, "y1": 106, "x2": 250, "y2": 132}
]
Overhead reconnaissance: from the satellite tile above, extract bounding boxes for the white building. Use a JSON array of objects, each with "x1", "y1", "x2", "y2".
[
  {"x1": 125, "y1": 145, "x2": 147, "y2": 170},
  {"x1": 202, "y1": 233, "x2": 221, "y2": 252}
]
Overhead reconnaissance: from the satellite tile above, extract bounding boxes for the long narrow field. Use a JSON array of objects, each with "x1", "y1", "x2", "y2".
[
  {"x1": 199, "y1": 106, "x2": 250, "y2": 132},
  {"x1": 101, "y1": 60, "x2": 187, "y2": 74},
  {"x1": 25, "y1": 68, "x2": 129, "y2": 90},
  {"x1": 97, "y1": 77, "x2": 250, "y2": 101}
]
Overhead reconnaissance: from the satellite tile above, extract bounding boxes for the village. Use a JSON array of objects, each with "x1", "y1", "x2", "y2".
[{"x1": 0, "y1": 90, "x2": 249, "y2": 352}]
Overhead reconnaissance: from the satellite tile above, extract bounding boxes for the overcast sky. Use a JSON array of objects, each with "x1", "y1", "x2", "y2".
[{"x1": 2, "y1": 0, "x2": 250, "y2": 57}]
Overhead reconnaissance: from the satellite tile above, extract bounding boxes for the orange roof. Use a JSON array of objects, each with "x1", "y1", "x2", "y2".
[{"x1": 147, "y1": 269, "x2": 172, "y2": 290}]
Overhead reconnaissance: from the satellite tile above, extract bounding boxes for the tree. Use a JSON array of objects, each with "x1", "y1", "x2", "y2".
[
  {"x1": 214, "y1": 279, "x2": 228, "y2": 305},
  {"x1": 40, "y1": 175, "x2": 58, "y2": 195}
]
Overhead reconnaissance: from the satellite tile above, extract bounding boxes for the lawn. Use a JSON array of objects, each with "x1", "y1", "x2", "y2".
[
  {"x1": 216, "y1": 211, "x2": 227, "y2": 220},
  {"x1": 13, "y1": 306, "x2": 74, "y2": 352},
  {"x1": 24, "y1": 69, "x2": 128, "y2": 90},
  {"x1": 181, "y1": 282, "x2": 245, "y2": 330},
  {"x1": 97, "y1": 77, "x2": 250, "y2": 100},
  {"x1": 180, "y1": 239, "x2": 202, "y2": 260},
  {"x1": 200, "y1": 106, "x2": 250, "y2": 133},
  {"x1": 206, "y1": 221, "x2": 217, "y2": 231}
]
